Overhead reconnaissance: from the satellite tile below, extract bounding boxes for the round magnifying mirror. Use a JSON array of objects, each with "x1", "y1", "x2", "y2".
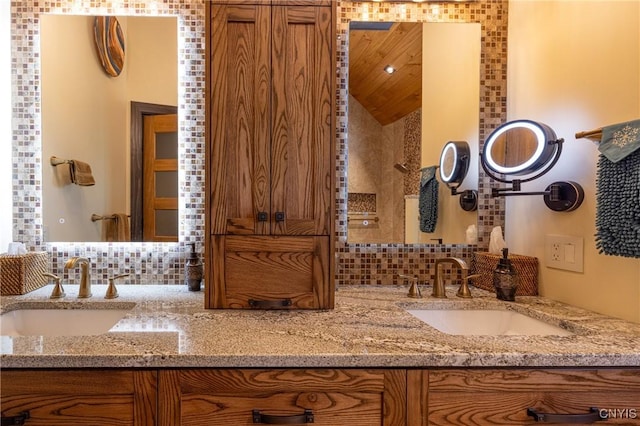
[
  {"x1": 439, "y1": 141, "x2": 470, "y2": 186},
  {"x1": 482, "y1": 120, "x2": 559, "y2": 176}
]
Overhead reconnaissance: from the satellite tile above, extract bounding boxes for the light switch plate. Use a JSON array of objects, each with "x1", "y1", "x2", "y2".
[{"x1": 544, "y1": 234, "x2": 584, "y2": 273}]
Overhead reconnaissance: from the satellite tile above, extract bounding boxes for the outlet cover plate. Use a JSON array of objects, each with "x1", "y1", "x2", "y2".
[{"x1": 544, "y1": 234, "x2": 584, "y2": 273}]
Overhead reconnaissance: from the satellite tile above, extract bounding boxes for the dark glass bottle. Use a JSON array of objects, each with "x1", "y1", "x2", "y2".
[
  {"x1": 185, "y1": 243, "x2": 203, "y2": 291},
  {"x1": 493, "y1": 248, "x2": 519, "y2": 301}
]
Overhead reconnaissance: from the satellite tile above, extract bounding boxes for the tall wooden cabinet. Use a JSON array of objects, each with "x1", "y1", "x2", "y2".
[{"x1": 205, "y1": 1, "x2": 335, "y2": 309}]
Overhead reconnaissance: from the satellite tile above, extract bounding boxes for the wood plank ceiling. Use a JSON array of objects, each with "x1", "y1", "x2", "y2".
[{"x1": 349, "y1": 22, "x2": 422, "y2": 126}]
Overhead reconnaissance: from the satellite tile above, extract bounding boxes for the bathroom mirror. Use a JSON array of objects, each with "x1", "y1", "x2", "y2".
[
  {"x1": 439, "y1": 141, "x2": 470, "y2": 188},
  {"x1": 11, "y1": 0, "x2": 204, "y2": 285},
  {"x1": 439, "y1": 141, "x2": 477, "y2": 212},
  {"x1": 41, "y1": 14, "x2": 178, "y2": 242},
  {"x1": 482, "y1": 120, "x2": 560, "y2": 177},
  {"x1": 347, "y1": 21, "x2": 480, "y2": 245},
  {"x1": 481, "y1": 119, "x2": 584, "y2": 212}
]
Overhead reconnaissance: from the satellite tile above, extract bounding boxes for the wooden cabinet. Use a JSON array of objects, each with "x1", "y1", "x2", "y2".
[
  {"x1": 206, "y1": 2, "x2": 335, "y2": 309},
  {"x1": 1, "y1": 369, "x2": 157, "y2": 426},
  {"x1": 158, "y1": 369, "x2": 406, "y2": 426},
  {"x1": 408, "y1": 369, "x2": 640, "y2": 425},
  {"x1": 3, "y1": 367, "x2": 639, "y2": 425}
]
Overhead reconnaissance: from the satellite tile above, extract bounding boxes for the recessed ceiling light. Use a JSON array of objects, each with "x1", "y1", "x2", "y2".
[{"x1": 384, "y1": 65, "x2": 396, "y2": 74}]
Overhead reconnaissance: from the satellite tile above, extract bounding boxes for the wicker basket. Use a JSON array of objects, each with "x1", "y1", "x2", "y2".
[
  {"x1": 0, "y1": 252, "x2": 49, "y2": 295},
  {"x1": 471, "y1": 251, "x2": 539, "y2": 296}
]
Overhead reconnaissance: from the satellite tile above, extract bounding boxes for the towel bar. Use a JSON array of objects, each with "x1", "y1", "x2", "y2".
[
  {"x1": 575, "y1": 128, "x2": 602, "y2": 142},
  {"x1": 50, "y1": 156, "x2": 71, "y2": 166},
  {"x1": 91, "y1": 214, "x2": 130, "y2": 222}
]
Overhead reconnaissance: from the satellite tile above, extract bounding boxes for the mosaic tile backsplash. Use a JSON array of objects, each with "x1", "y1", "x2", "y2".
[{"x1": 11, "y1": 0, "x2": 506, "y2": 288}]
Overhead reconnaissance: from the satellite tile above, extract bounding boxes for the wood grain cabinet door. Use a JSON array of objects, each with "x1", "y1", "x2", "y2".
[
  {"x1": 210, "y1": 4, "x2": 332, "y2": 237},
  {"x1": 270, "y1": 5, "x2": 332, "y2": 236},
  {"x1": 1, "y1": 369, "x2": 157, "y2": 426},
  {"x1": 210, "y1": 4, "x2": 271, "y2": 236},
  {"x1": 158, "y1": 369, "x2": 406, "y2": 426},
  {"x1": 412, "y1": 369, "x2": 640, "y2": 426}
]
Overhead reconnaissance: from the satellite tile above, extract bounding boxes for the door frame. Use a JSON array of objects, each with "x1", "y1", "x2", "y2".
[{"x1": 130, "y1": 101, "x2": 178, "y2": 241}]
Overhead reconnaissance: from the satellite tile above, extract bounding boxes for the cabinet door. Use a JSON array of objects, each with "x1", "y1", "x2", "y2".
[
  {"x1": 210, "y1": 4, "x2": 271, "y2": 236},
  {"x1": 1, "y1": 369, "x2": 157, "y2": 426},
  {"x1": 420, "y1": 369, "x2": 640, "y2": 426},
  {"x1": 271, "y1": 5, "x2": 333, "y2": 236},
  {"x1": 158, "y1": 369, "x2": 406, "y2": 426},
  {"x1": 209, "y1": 235, "x2": 331, "y2": 309}
]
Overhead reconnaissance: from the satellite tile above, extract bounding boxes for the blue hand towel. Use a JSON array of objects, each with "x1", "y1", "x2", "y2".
[
  {"x1": 419, "y1": 166, "x2": 439, "y2": 233},
  {"x1": 595, "y1": 149, "x2": 640, "y2": 258},
  {"x1": 598, "y1": 119, "x2": 640, "y2": 163}
]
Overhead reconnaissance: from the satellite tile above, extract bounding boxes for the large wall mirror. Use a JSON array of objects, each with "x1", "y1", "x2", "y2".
[
  {"x1": 347, "y1": 21, "x2": 480, "y2": 245},
  {"x1": 11, "y1": 1, "x2": 204, "y2": 284},
  {"x1": 336, "y1": 1, "x2": 507, "y2": 285},
  {"x1": 41, "y1": 15, "x2": 178, "y2": 243}
]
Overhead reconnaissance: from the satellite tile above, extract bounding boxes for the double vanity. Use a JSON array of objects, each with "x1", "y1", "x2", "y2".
[{"x1": 2, "y1": 285, "x2": 640, "y2": 424}]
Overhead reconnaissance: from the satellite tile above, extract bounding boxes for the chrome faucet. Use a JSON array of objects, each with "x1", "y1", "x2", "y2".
[
  {"x1": 432, "y1": 257, "x2": 476, "y2": 299},
  {"x1": 65, "y1": 256, "x2": 91, "y2": 298}
]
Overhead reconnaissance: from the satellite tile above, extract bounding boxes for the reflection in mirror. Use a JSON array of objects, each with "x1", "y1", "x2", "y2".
[
  {"x1": 481, "y1": 120, "x2": 584, "y2": 212},
  {"x1": 483, "y1": 120, "x2": 559, "y2": 176},
  {"x1": 347, "y1": 22, "x2": 480, "y2": 245},
  {"x1": 41, "y1": 15, "x2": 177, "y2": 242}
]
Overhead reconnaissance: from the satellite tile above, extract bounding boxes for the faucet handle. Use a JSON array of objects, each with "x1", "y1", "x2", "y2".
[
  {"x1": 398, "y1": 274, "x2": 422, "y2": 298},
  {"x1": 43, "y1": 272, "x2": 65, "y2": 299},
  {"x1": 457, "y1": 273, "x2": 481, "y2": 299},
  {"x1": 105, "y1": 273, "x2": 129, "y2": 299}
]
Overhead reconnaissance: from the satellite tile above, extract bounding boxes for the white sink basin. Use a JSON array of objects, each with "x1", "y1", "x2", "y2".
[
  {"x1": 407, "y1": 309, "x2": 573, "y2": 336},
  {"x1": 0, "y1": 307, "x2": 132, "y2": 336}
]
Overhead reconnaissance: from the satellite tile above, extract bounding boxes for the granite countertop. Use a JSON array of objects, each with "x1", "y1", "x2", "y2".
[{"x1": 2, "y1": 285, "x2": 639, "y2": 369}]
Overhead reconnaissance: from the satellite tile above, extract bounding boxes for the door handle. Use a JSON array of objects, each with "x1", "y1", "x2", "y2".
[
  {"x1": 274, "y1": 211, "x2": 285, "y2": 222},
  {"x1": 1, "y1": 411, "x2": 30, "y2": 426},
  {"x1": 527, "y1": 407, "x2": 606, "y2": 423},
  {"x1": 252, "y1": 409, "x2": 314, "y2": 424},
  {"x1": 257, "y1": 212, "x2": 268, "y2": 222}
]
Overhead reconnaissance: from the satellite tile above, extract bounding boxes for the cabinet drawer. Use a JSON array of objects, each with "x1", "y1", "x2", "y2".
[
  {"x1": 427, "y1": 369, "x2": 640, "y2": 425},
  {"x1": 1, "y1": 369, "x2": 156, "y2": 426},
  {"x1": 159, "y1": 369, "x2": 406, "y2": 426},
  {"x1": 208, "y1": 235, "x2": 331, "y2": 309}
]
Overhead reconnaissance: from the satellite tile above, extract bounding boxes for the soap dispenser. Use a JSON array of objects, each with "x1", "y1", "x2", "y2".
[
  {"x1": 493, "y1": 248, "x2": 519, "y2": 301},
  {"x1": 185, "y1": 243, "x2": 203, "y2": 291}
]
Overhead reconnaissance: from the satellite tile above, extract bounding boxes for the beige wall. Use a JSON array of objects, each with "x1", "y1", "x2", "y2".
[
  {"x1": 41, "y1": 15, "x2": 176, "y2": 242},
  {"x1": 422, "y1": 23, "x2": 481, "y2": 244},
  {"x1": 507, "y1": 1, "x2": 640, "y2": 322}
]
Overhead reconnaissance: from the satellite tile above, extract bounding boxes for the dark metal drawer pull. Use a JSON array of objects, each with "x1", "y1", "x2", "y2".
[
  {"x1": 257, "y1": 212, "x2": 268, "y2": 222},
  {"x1": 1, "y1": 411, "x2": 30, "y2": 426},
  {"x1": 527, "y1": 407, "x2": 605, "y2": 423},
  {"x1": 248, "y1": 298, "x2": 292, "y2": 309},
  {"x1": 252, "y1": 409, "x2": 314, "y2": 424},
  {"x1": 274, "y1": 211, "x2": 285, "y2": 222}
]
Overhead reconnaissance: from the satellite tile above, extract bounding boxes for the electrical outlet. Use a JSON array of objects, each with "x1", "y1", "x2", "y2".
[{"x1": 545, "y1": 235, "x2": 584, "y2": 273}]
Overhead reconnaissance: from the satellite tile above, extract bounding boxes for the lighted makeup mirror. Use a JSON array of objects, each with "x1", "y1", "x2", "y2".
[
  {"x1": 439, "y1": 141, "x2": 478, "y2": 212},
  {"x1": 481, "y1": 119, "x2": 584, "y2": 212}
]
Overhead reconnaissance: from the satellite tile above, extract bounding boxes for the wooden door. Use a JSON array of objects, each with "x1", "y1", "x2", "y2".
[
  {"x1": 270, "y1": 5, "x2": 333, "y2": 236},
  {"x1": 209, "y1": 4, "x2": 271, "y2": 236},
  {"x1": 1, "y1": 370, "x2": 157, "y2": 426},
  {"x1": 158, "y1": 369, "x2": 406, "y2": 426},
  {"x1": 143, "y1": 113, "x2": 178, "y2": 242}
]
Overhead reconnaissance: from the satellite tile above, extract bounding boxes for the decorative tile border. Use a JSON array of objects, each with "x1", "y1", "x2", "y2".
[
  {"x1": 336, "y1": 1, "x2": 507, "y2": 286},
  {"x1": 11, "y1": 0, "x2": 205, "y2": 285}
]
